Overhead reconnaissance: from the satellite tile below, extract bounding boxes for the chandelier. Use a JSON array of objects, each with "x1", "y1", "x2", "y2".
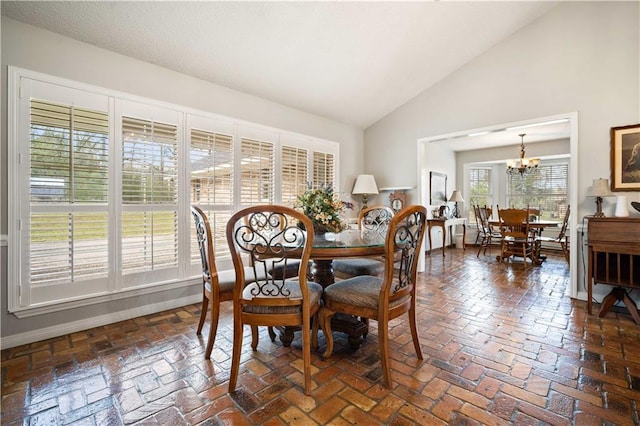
[{"x1": 506, "y1": 133, "x2": 539, "y2": 176}]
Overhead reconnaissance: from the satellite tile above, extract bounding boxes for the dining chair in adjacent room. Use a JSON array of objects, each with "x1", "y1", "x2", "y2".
[
  {"x1": 476, "y1": 205, "x2": 502, "y2": 257},
  {"x1": 497, "y1": 207, "x2": 533, "y2": 268},
  {"x1": 333, "y1": 205, "x2": 395, "y2": 278},
  {"x1": 534, "y1": 204, "x2": 570, "y2": 264},
  {"x1": 226, "y1": 205, "x2": 322, "y2": 395},
  {"x1": 319, "y1": 205, "x2": 427, "y2": 389},
  {"x1": 191, "y1": 206, "x2": 270, "y2": 359}
]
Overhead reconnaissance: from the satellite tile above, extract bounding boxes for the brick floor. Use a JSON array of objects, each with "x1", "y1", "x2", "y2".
[{"x1": 2, "y1": 249, "x2": 640, "y2": 424}]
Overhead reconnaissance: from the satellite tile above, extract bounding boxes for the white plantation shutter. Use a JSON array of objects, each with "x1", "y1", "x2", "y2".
[
  {"x1": 190, "y1": 128, "x2": 234, "y2": 262},
  {"x1": 240, "y1": 137, "x2": 274, "y2": 205},
  {"x1": 122, "y1": 117, "x2": 178, "y2": 275},
  {"x1": 312, "y1": 151, "x2": 335, "y2": 188},
  {"x1": 28, "y1": 100, "x2": 110, "y2": 288},
  {"x1": 9, "y1": 68, "x2": 342, "y2": 313},
  {"x1": 281, "y1": 145, "x2": 308, "y2": 206}
]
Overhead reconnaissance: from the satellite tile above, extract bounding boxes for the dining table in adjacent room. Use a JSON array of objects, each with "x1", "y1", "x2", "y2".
[{"x1": 489, "y1": 218, "x2": 560, "y2": 264}]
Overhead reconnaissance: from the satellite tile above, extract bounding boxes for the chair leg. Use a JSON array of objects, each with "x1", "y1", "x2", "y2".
[
  {"x1": 378, "y1": 318, "x2": 392, "y2": 389},
  {"x1": 302, "y1": 315, "x2": 312, "y2": 395},
  {"x1": 561, "y1": 242, "x2": 570, "y2": 263},
  {"x1": 268, "y1": 326, "x2": 276, "y2": 342},
  {"x1": 319, "y1": 307, "x2": 335, "y2": 360},
  {"x1": 204, "y1": 295, "x2": 218, "y2": 359},
  {"x1": 408, "y1": 304, "x2": 423, "y2": 360},
  {"x1": 311, "y1": 314, "x2": 319, "y2": 350},
  {"x1": 196, "y1": 291, "x2": 208, "y2": 335},
  {"x1": 250, "y1": 326, "x2": 259, "y2": 350},
  {"x1": 228, "y1": 315, "x2": 244, "y2": 393}
]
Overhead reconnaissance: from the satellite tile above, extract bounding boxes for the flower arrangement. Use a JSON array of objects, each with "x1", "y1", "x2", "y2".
[{"x1": 294, "y1": 183, "x2": 353, "y2": 234}]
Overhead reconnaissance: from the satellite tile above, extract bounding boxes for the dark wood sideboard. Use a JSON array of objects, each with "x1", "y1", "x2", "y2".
[{"x1": 587, "y1": 217, "x2": 640, "y2": 324}]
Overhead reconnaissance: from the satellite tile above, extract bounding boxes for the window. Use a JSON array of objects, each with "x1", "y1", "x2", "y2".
[
  {"x1": 121, "y1": 116, "x2": 179, "y2": 277},
  {"x1": 240, "y1": 137, "x2": 274, "y2": 205},
  {"x1": 29, "y1": 100, "x2": 110, "y2": 287},
  {"x1": 468, "y1": 167, "x2": 493, "y2": 221},
  {"x1": 189, "y1": 127, "x2": 234, "y2": 261},
  {"x1": 312, "y1": 151, "x2": 335, "y2": 188},
  {"x1": 8, "y1": 67, "x2": 339, "y2": 314},
  {"x1": 281, "y1": 145, "x2": 309, "y2": 206},
  {"x1": 506, "y1": 163, "x2": 569, "y2": 220}
]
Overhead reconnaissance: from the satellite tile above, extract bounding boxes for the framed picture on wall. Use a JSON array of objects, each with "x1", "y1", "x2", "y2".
[
  {"x1": 429, "y1": 171, "x2": 447, "y2": 205},
  {"x1": 611, "y1": 123, "x2": 640, "y2": 191}
]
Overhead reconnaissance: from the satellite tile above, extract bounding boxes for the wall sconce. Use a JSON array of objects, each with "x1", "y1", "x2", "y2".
[
  {"x1": 352, "y1": 174, "x2": 379, "y2": 210},
  {"x1": 587, "y1": 178, "x2": 613, "y2": 217},
  {"x1": 448, "y1": 190, "x2": 464, "y2": 218}
]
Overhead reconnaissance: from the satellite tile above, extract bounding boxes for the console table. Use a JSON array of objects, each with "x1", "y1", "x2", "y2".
[
  {"x1": 587, "y1": 217, "x2": 640, "y2": 324},
  {"x1": 427, "y1": 218, "x2": 467, "y2": 256}
]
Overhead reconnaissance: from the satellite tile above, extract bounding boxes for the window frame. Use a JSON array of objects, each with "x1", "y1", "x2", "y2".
[{"x1": 8, "y1": 66, "x2": 340, "y2": 316}]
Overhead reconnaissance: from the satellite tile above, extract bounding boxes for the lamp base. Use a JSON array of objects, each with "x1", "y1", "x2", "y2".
[
  {"x1": 594, "y1": 197, "x2": 605, "y2": 217},
  {"x1": 451, "y1": 203, "x2": 460, "y2": 219},
  {"x1": 361, "y1": 194, "x2": 369, "y2": 210}
]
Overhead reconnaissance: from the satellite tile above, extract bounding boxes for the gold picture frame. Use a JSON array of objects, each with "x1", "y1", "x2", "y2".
[{"x1": 611, "y1": 123, "x2": 640, "y2": 191}]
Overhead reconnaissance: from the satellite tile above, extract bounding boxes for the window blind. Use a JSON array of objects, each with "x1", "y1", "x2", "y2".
[
  {"x1": 122, "y1": 117, "x2": 178, "y2": 274},
  {"x1": 189, "y1": 128, "x2": 234, "y2": 261},
  {"x1": 468, "y1": 167, "x2": 492, "y2": 220},
  {"x1": 29, "y1": 99, "x2": 110, "y2": 286},
  {"x1": 312, "y1": 151, "x2": 335, "y2": 188},
  {"x1": 507, "y1": 163, "x2": 569, "y2": 220},
  {"x1": 240, "y1": 137, "x2": 274, "y2": 205},
  {"x1": 281, "y1": 145, "x2": 309, "y2": 206}
]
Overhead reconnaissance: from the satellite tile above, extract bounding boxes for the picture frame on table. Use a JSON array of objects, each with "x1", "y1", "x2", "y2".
[
  {"x1": 389, "y1": 190, "x2": 406, "y2": 212},
  {"x1": 429, "y1": 171, "x2": 447, "y2": 206},
  {"x1": 611, "y1": 123, "x2": 640, "y2": 191}
]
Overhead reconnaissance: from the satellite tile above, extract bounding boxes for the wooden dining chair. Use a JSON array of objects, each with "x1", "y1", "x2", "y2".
[
  {"x1": 534, "y1": 205, "x2": 570, "y2": 263},
  {"x1": 333, "y1": 205, "x2": 395, "y2": 278},
  {"x1": 476, "y1": 205, "x2": 502, "y2": 257},
  {"x1": 226, "y1": 205, "x2": 322, "y2": 395},
  {"x1": 319, "y1": 205, "x2": 427, "y2": 389},
  {"x1": 497, "y1": 207, "x2": 534, "y2": 268},
  {"x1": 191, "y1": 206, "x2": 271, "y2": 359}
]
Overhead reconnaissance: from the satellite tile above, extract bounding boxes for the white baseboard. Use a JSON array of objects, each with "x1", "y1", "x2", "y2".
[{"x1": 1, "y1": 294, "x2": 201, "y2": 350}]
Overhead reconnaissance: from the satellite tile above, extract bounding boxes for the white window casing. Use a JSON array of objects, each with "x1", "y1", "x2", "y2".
[{"x1": 7, "y1": 66, "x2": 340, "y2": 315}]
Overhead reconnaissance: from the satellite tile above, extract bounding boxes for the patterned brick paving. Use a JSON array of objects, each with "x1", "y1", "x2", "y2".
[{"x1": 3, "y1": 249, "x2": 640, "y2": 424}]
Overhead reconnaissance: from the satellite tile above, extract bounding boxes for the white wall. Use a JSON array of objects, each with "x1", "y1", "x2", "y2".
[
  {"x1": 365, "y1": 2, "x2": 639, "y2": 216},
  {"x1": 364, "y1": 2, "x2": 639, "y2": 298},
  {"x1": 0, "y1": 18, "x2": 363, "y2": 346}
]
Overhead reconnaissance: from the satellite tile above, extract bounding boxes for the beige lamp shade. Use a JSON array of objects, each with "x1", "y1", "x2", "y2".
[
  {"x1": 352, "y1": 174, "x2": 379, "y2": 195},
  {"x1": 448, "y1": 190, "x2": 464, "y2": 202},
  {"x1": 587, "y1": 178, "x2": 613, "y2": 197},
  {"x1": 352, "y1": 174, "x2": 378, "y2": 209}
]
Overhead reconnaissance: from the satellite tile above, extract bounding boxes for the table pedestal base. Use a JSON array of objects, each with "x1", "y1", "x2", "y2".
[
  {"x1": 276, "y1": 259, "x2": 369, "y2": 349},
  {"x1": 598, "y1": 287, "x2": 640, "y2": 325}
]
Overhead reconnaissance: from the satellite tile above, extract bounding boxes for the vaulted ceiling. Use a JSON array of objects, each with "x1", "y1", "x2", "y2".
[{"x1": 1, "y1": 1, "x2": 558, "y2": 129}]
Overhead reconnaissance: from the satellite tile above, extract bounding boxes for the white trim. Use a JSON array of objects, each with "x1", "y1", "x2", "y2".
[
  {"x1": 416, "y1": 111, "x2": 578, "y2": 299},
  {"x1": 1, "y1": 293, "x2": 201, "y2": 350},
  {"x1": 12, "y1": 277, "x2": 200, "y2": 318}
]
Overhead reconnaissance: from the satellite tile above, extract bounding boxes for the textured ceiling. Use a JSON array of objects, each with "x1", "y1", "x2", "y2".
[{"x1": 2, "y1": 1, "x2": 557, "y2": 129}]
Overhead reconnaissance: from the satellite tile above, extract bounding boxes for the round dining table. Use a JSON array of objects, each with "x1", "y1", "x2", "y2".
[
  {"x1": 278, "y1": 229, "x2": 387, "y2": 348},
  {"x1": 307, "y1": 229, "x2": 386, "y2": 287}
]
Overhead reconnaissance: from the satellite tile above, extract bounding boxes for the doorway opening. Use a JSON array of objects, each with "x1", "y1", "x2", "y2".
[{"x1": 416, "y1": 112, "x2": 578, "y2": 298}]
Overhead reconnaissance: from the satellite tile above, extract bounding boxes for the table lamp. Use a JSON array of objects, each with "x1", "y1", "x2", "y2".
[
  {"x1": 352, "y1": 174, "x2": 379, "y2": 210},
  {"x1": 449, "y1": 190, "x2": 464, "y2": 218},
  {"x1": 587, "y1": 178, "x2": 613, "y2": 217}
]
